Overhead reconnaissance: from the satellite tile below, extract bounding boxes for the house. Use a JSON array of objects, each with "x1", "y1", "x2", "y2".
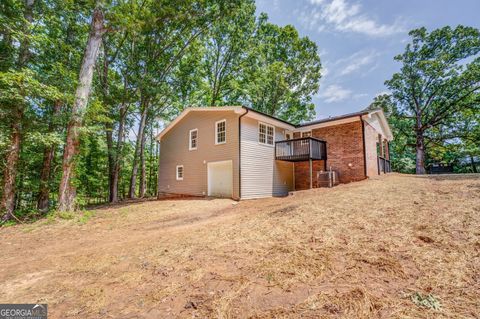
[{"x1": 156, "y1": 106, "x2": 393, "y2": 200}]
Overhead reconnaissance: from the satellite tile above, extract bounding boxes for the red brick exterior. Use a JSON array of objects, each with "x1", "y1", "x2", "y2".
[
  {"x1": 294, "y1": 120, "x2": 367, "y2": 190},
  {"x1": 294, "y1": 160, "x2": 326, "y2": 190}
]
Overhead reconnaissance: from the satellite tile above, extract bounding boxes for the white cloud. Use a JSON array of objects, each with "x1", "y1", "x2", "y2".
[
  {"x1": 353, "y1": 93, "x2": 368, "y2": 99},
  {"x1": 304, "y1": 0, "x2": 405, "y2": 37},
  {"x1": 337, "y1": 50, "x2": 379, "y2": 76},
  {"x1": 318, "y1": 84, "x2": 352, "y2": 103}
]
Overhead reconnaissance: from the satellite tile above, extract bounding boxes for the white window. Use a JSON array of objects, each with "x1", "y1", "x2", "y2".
[
  {"x1": 302, "y1": 131, "x2": 312, "y2": 138},
  {"x1": 176, "y1": 165, "x2": 184, "y2": 180},
  {"x1": 258, "y1": 122, "x2": 275, "y2": 146},
  {"x1": 215, "y1": 120, "x2": 226, "y2": 144},
  {"x1": 189, "y1": 129, "x2": 198, "y2": 150},
  {"x1": 301, "y1": 131, "x2": 311, "y2": 144}
]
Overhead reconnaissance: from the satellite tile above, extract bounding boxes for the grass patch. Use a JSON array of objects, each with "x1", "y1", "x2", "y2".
[
  {"x1": 77, "y1": 210, "x2": 96, "y2": 225},
  {"x1": 56, "y1": 211, "x2": 76, "y2": 220},
  {"x1": 410, "y1": 292, "x2": 441, "y2": 310}
]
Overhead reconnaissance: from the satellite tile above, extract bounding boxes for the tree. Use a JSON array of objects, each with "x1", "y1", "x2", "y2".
[
  {"x1": 241, "y1": 15, "x2": 322, "y2": 123},
  {"x1": 202, "y1": 0, "x2": 256, "y2": 106},
  {"x1": 0, "y1": 0, "x2": 36, "y2": 221},
  {"x1": 57, "y1": 6, "x2": 106, "y2": 212},
  {"x1": 0, "y1": 0, "x2": 323, "y2": 223},
  {"x1": 386, "y1": 26, "x2": 480, "y2": 174}
]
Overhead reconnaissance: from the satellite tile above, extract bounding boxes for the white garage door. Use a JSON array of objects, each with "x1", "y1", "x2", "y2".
[{"x1": 207, "y1": 160, "x2": 233, "y2": 197}]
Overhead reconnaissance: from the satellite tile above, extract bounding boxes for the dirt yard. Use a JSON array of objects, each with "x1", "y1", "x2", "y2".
[{"x1": 0, "y1": 174, "x2": 479, "y2": 318}]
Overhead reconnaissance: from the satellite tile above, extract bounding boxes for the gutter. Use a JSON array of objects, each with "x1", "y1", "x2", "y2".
[
  {"x1": 360, "y1": 116, "x2": 367, "y2": 179},
  {"x1": 238, "y1": 107, "x2": 249, "y2": 200}
]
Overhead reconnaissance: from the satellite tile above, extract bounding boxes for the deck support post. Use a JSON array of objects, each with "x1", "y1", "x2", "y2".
[{"x1": 309, "y1": 158, "x2": 313, "y2": 189}]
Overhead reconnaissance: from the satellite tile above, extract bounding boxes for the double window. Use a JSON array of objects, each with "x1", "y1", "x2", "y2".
[
  {"x1": 189, "y1": 129, "x2": 198, "y2": 150},
  {"x1": 176, "y1": 165, "x2": 184, "y2": 180},
  {"x1": 301, "y1": 131, "x2": 311, "y2": 144},
  {"x1": 215, "y1": 120, "x2": 226, "y2": 144},
  {"x1": 302, "y1": 131, "x2": 312, "y2": 138},
  {"x1": 258, "y1": 122, "x2": 274, "y2": 146}
]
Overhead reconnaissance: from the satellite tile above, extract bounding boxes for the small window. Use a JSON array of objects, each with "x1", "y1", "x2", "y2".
[
  {"x1": 189, "y1": 129, "x2": 198, "y2": 150},
  {"x1": 215, "y1": 120, "x2": 226, "y2": 144},
  {"x1": 176, "y1": 165, "x2": 184, "y2": 180},
  {"x1": 301, "y1": 131, "x2": 311, "y2": 144},
  {"x1": 259, "y1": 122, "x2": 274, "y2": 146}
]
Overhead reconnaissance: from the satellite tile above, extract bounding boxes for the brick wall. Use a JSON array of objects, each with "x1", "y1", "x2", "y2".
[
  {"x1": 294, "y1": 160, "x2": 325, "y2": 190},
  {"x1": 294, "y1": 120, "x2": 366, "y2": 189}
]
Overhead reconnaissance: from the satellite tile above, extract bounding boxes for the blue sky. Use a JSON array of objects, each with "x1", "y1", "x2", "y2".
[{"x1": 255, "y1": 0, "x2": 480, "y2": 119}]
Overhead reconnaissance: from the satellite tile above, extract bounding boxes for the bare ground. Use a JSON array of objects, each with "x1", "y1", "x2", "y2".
[{"x1": 0, "y1": 174, "x2": 479, "y2": 318}]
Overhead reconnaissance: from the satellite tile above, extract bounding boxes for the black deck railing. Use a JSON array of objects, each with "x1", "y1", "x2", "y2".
[
  {"x1": 275, "y1": 137, "x2": 327, "y2": 162},
  {"x1": 378, "y1": 156, "x2": 392, "y2": 173}
]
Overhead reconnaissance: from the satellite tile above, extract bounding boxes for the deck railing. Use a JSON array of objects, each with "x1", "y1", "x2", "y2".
[
  {"x1": 275, "y1": 137, "x2": 327, "y2": 162},
  {"x1": 378, "y1": 156, "x2": 392, "y2": 173}
]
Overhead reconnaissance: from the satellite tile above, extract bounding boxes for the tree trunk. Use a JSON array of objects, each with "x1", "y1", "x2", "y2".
[
  {"x1": 129, "y1": 102, "x2": 148, "y2": 198},
  {"x1": 1, "y1": 110, "x2": 23, "y2": 222},
  {"x1": 37, "y1": 100, "x2": 62, "y2": 212},
  {"x1": 0, "y1": 0, "x2": 35, "y2": 222},
  {"x1": 470, "y1": 155, "x2": 478, "y2": 173},
  {"x1": 415, "y1": 130, "x2": 426, "y2": 174},
  {"x1": 57, "y1": 7, "x2": 105, "y2": 212},
  {"x1": 139, "y1": 125, "x2": 147, "y2": 198},
  {"x1": 106, "y1": 122, "x2": 115, "y2": 202},
  {"x1": 148, "y1": 125, "x2": 155, "y2": 196},
  {"x1": 111, "y1": 103, "x2": 127, "y2": 203}
]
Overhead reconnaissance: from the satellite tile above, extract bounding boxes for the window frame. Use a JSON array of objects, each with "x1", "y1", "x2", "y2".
[
  {"x1": 215, "y1": 119, "x2": 227, "y2": 145},
  {"x1": 301, "y1": 131, "x2": 312, "y2": 138},
  {"x1": 189, "y1": 128, "x2": 198, "y2": 151},
  {"x1": 176, "y1": 165, "x2": 184, "y2": 181},
  {"x1": 258, "y1": 122, "x2": 275, "y2": 147},
  {"x1": 301, "y1": 130, "x2": 312, "y2": 145}
]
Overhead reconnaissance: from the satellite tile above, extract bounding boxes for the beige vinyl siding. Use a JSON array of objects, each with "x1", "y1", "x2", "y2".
[
  {"x1": 240, "y1": 116, "x2": 293, "y2": 199},
  {"x1": 364, "y1": 122, "x2": 380, "y2": 177},
  {"x1": 158, "y1": 110, "x2": 240, "y2": 199}
]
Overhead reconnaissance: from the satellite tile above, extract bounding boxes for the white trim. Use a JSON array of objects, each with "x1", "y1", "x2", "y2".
[
  {"x1": 258, "y1": 122, "x2": 275, "y2": 147},
  {"x1": 297, "y1": 117, "x2": 359, "y2": 131},
  {"x1": 245, "y1": 112, "x2": 295, "y2": 131},
  {"x1": 176, "y1": 165, "x2": 184, "y2": 180},
  {"x1": 215, "y1": 119, "x2": 227, "y2": 145},
  {"x1": 296, "y1": 110, "x2": 393, "y2": 141},
  {"x1": 189, "y1": 128, "x2": 198, "y2": 150},
  {"x1": 362, "y1": 110, "x2": 393, "y2": 141}
]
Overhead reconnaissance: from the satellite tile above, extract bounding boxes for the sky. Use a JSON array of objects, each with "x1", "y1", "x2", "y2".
[{"x1": 255, "y1": 0, "x2": 480, "y2": 120}]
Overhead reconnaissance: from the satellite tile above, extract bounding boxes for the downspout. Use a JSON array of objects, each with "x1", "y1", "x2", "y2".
[
  {"x1": 360, "y1": 116, "x2": 367, "y2": 179},
  {"x1": 238, "y1": 107, "x2": 249, "y2": 200}
]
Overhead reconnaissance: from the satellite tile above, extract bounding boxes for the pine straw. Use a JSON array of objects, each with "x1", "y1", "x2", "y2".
[{"x1": 0, "y1": 174, "x2": 479, "y2": 318}]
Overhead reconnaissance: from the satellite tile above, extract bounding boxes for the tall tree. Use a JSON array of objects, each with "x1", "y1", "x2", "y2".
[
  {"x1": 386, "y1": 26, "x2": 480, "y2": 174},
  {"x1": 242, "y1": 15, "x2": 322, "y2": 123},
  {"x1": 57, "y1": 6, "x2": 106, "y2": 212},
  {"x1": 0, "y1": 0, "x2": 35, "y2": 221},
  {"x1": 202, "y1": 0, "x2": 256, "y2": 106}
]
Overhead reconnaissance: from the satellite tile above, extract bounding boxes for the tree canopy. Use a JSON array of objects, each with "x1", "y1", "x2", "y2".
[
  {"x1": 385, "y1": 26, "x2": 480, "y2": 174},
  {"x1": 0, "y1": 0, "x2": 322, "y2": 223}
]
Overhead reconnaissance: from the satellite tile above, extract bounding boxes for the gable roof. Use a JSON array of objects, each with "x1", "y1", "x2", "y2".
[
  {"x1": 156, "y1": 106, "x2": 393, "y2": 141},
  {"x1": 156, "y1": 106, "x2": 244, "y2": 140}
]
